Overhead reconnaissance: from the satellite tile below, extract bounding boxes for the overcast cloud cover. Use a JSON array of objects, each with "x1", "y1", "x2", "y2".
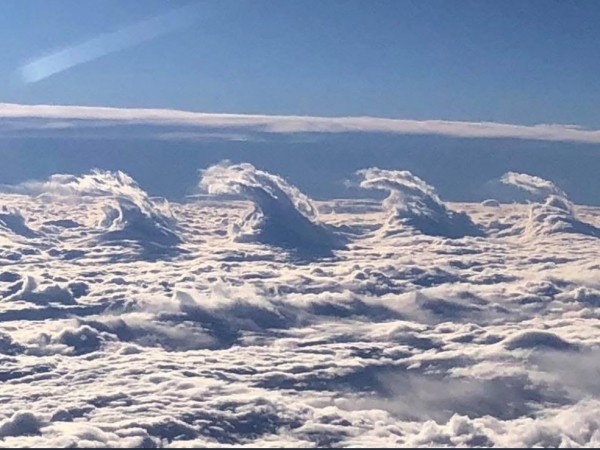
[{"x1": 0, "y1": 163, "x2": 599, "y2": 447}]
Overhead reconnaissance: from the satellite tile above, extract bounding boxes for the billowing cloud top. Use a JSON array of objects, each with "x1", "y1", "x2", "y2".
[
  {"x1": 357, "y1": 167, "x2": 482, "y2": 238},
  {"x1": 12, "y1": 170, "x2": 181, "y2": 252},
  {"x1": 200, "y1": 161, "x2": 345, "y2": 257},
  {"x1": 200, "y1": 161, "x2": 317, "y2": 220},
  {"x1": 17, "y1": 170, "x2": 153, "y2": 207},
  {"x1": 500, "y1": 171, "x2": 566, "y2": 199},
  {"x1": 358, "y1": 168, "x2": 442, "y2": 208},
  {"x1": 499, "y1": 171, "x2": 600, "y2": 238},
  {"x1": 2, "y1": 164, "x2": 600, "y2": 447}
]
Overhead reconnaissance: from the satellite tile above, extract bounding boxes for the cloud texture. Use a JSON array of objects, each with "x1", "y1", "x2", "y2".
[{"x1": 1, "y1": 167, "x2": 600, "y2": 447}]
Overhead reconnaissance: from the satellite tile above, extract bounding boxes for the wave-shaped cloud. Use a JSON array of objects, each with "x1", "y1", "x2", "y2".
[
  {"x1": 2, "y1": 184, "x2": 600, "y2": 447},
  {"x1": 500, "y1": 171, "x2": 600, "y2": 238},
  {"x1": 500, "y1": 171, "x2": 567, "y2": 199},
  {"x1": 200, "y1": 161, "x2": 346, "y2": 257},
  {"x1": 3, "y1": 103, "x2": 600, "y2": 143},
  {"x1": 357, "y1": 167, "x2": 482, "y2": 238},
  {"x1": 524, "y1": 195, "x2": 600, "y2": 239},
  {"x1": 14, "y1": 170, "x2": 156, "y2": 207},
  {"x1": 11, "y1": 170, "x2": 182, "y2": 255}
]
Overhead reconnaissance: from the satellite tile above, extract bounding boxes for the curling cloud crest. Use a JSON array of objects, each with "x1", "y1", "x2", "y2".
[
  {"x1": 357, "y1": 167, "x2": 482, "y2": 238},
  {"x1": 500, "y1": 171, "x2": 600, "y2": 238},
  {"x1": 200, "y1": 161, "x2": 345, "y2": 257},
  {"x1": 13, "y1": 170, "x2": 181, "y2": 252},
  {"x1": 500, "y1": 171, "x2": 567, "y2": 200}
]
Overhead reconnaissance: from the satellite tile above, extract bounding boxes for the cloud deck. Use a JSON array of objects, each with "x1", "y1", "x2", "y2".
[{"x1": 0, "y1": 168, "x2": 599, "y2": 447}]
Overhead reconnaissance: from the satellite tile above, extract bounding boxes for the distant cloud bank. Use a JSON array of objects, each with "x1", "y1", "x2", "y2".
[{"x1": 2, "y1": 103, "x2": 600, "y2": 143}]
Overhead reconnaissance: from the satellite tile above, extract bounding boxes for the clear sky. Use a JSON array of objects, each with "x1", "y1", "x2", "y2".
[{"x1": 2, "y1": 0, "x2": 600, "y2": 127}]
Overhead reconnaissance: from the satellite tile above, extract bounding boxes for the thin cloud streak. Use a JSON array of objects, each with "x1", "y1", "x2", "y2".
[
  {"x1": 20, "y1": 5, "x2": 197, "y2": 83},
  {"x1": 1, "y1": 102, "x2": 600, "y2": 144}
]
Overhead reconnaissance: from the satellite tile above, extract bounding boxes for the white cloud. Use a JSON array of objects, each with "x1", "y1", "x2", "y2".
[
  {"x1": 357, "y1": 167, "x2": 482, "y2": 238},
  {"x1": 2, "y1": 102, "x2": 600, "y2": 143},
  {"x1": 200, "y1": 161, "x2": 346, "y2": 257},
  {"x1": 2, "y1": 167, "x2": 600, "y2": 447},
  {"x1": 498, "y1": 172, "x2": 600, "y2": 239},
  {"x1": 500, "y1": 171, "x2": 566, "y2": 198},
  {"x1": 9, "y1": 170, "x2": 182, "y2": 258}
]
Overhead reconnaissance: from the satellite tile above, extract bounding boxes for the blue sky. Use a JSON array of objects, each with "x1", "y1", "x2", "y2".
[
  {"x1": 1, "y1": 1, "x2": 600, "y2": 204},
  {"x1": 2, "y1": 0, "x2": 600, "y2": 126}
]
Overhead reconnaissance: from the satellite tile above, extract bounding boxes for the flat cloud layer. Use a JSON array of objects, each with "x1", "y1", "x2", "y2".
[
  {"x1": 3, "y1": 102, "x2": 600, "y2": 143},
  {"x1": 1, "y1": 167, "x2": 600, "y2": 447}
]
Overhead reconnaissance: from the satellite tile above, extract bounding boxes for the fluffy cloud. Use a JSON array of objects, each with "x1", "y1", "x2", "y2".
[
  {"x1": 500, "y1": 171, "x2": 567, "y2": 199},
  {"x1": 0, "y1": 207, "x2": 37, "y2": 238},
  {"x1": 1, "y1": 165, "x2": 600, "y2": 447},
  {"x1": 357, "y1": 167, "x2": 482, "y2": 238},
  {"x1": 9, "y1": 170, "x2": 182, "y2": 257},
  {"x1": 499, "y1": 171, "x2": 600, "y2": 239},
  {"x1": 200, "y1": 161, "x2": 346, "y2": 258}
]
